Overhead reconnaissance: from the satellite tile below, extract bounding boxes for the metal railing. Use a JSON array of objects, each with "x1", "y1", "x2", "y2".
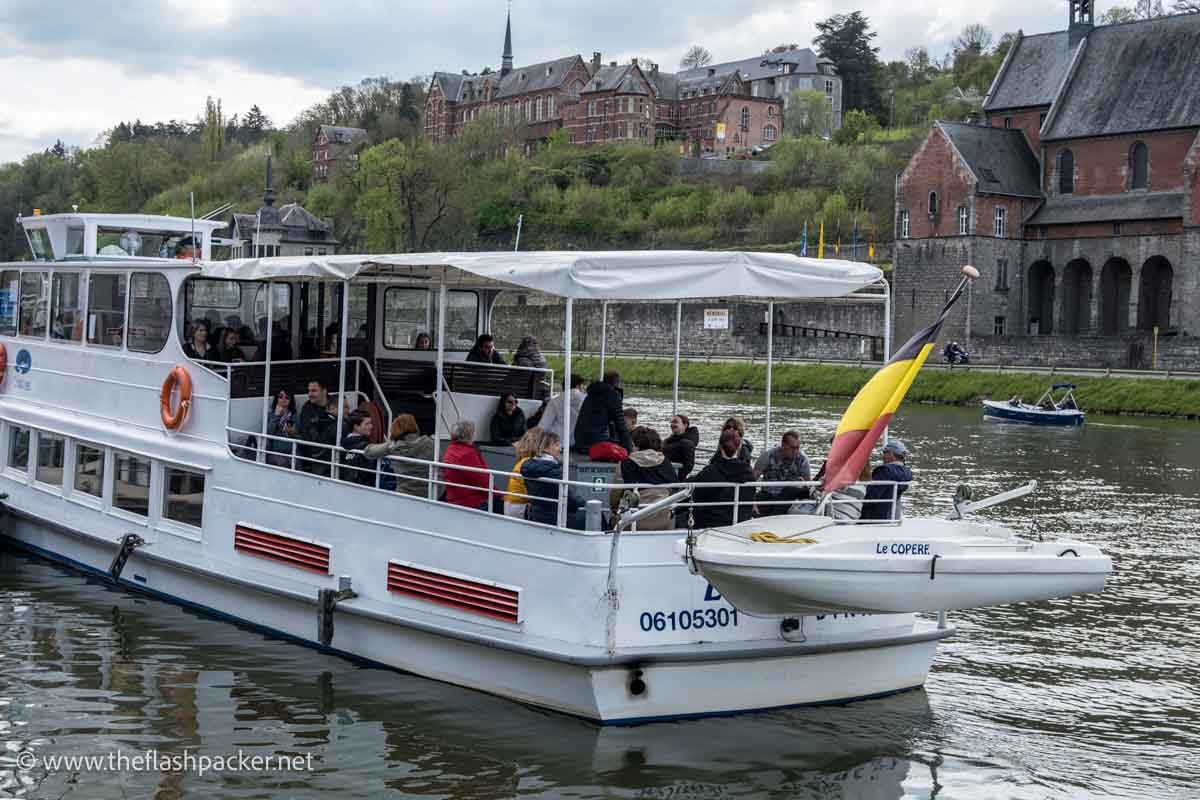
[{"x1": 222, "y1": 423, "x2": 908, "y2": 531}]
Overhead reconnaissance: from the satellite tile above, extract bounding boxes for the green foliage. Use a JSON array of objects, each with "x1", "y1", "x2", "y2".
[
  {"x1": 785, "y1": 90, "x2": 833, "y2": 137},
  {"x1": 835, "y1": 110, "x2": 880, "y2": 145},
  {"x1": 814, "y1": 11, "x2": 884, "y2": 118}
]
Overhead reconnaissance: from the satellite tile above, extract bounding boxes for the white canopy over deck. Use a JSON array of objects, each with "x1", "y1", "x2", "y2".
[{"x1": 199, "y1": 251, "x2": 889, "y2": 527}]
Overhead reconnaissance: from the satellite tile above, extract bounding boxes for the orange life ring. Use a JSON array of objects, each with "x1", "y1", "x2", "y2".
[
  {"x1": 160, "y1": 366, "x2": 193, "y2": 431},
  {"x1": 0, "y1": 342, "x2": 7, "y2": 386}
]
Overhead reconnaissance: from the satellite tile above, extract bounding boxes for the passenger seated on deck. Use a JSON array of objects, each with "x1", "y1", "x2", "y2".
[
  {"x1": 573, "y1": 370, "x2": 633, "y2": 458},
  {"x1": 521, "y1": 430, "x2": 586, "y2": 529},
  {"x1": 690, "y1": 429, "x2": 755, "y2": 528},
  {"x1": 339, "y1": 411, "x2": 378, "y2": 487},
  {"x1": 296, "y1": 379, "x2": 339, "y2": 477},
  {"x1": 465, "y1": 334, "x2": 506, "y2": 365},
  {"x1": 441, "y1": 421, "x2": 491, "y2": 510},
  {"x1": 753, "y1": 430, "x2": 812, "y2": 516},
  {"x1": 827, "y1": 462, "x2": 873, "y2": 522},
  {"x1": 216, "y1": 328, "x2": 244, "y2": 363},
  {"x1": 183, "y1": 320, "x2": 212, "y2": 360},
  {"x1": 859, "y1": 440, "x2": 913, "y2": 522},
  {"x1": 364, "y1": 413, "x2": 435, "y2": 497},
  {"x1": 513, "y1": 336, "x2": 547, "y2": 370},
  {"x1": 413, "y1": 332, "x2": 432, "y2": 350},
  {"x1": 503, "y1": 427, "x2": 543, "y2": 517},
  {"x1": 610, "y1": 427, "x2": 678, "y2": 531},
  {"x1": 490, "y1": 392, "x2": 528, "y2": 445},
  {"x1": 710, "y1": 417, "x2": 753, "y2": 465},
  {"x1": 663, "y1": 415, "x2": 699, "y2": 480},
  {"x1": 265, "y1": 390, "x2": 296, "y2": 468}
]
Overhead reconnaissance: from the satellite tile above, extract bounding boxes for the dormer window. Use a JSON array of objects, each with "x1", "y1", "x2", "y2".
[
  {"x1": 1130, "y1": 141, "x2": 1148, "y2": 190},
  {"x1": 928, "y1": 191, "x2": 939, "y2": 217},
  {"x1": 1058, "y1": 149, "x2": 1075, "y2": 194}
]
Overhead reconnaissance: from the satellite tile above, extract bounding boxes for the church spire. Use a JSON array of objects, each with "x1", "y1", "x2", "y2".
[
  {"x1": 264, "y1": 154, "x2": 275, "y2": 208},
  {"x1": 501, "y1": 4, "x2": 514, "y2": 76}
]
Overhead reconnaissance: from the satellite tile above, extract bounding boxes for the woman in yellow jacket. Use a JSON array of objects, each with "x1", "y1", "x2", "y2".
[{"x1": 504, "y1": 427, "x2": 543, "y2": 517}]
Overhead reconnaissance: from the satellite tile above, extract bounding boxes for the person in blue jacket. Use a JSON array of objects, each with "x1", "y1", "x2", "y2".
[
  {"x1": 520, "y1": 431, "x2": 586, "y2": 528},
  {"x1": 859, "y1": 440, "x2": 913, "y2": 521}
]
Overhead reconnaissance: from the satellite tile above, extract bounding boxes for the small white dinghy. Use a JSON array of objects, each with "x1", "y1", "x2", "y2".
[{"x1": 677, "y1": 487, "x2": 1112, "y2": 617}]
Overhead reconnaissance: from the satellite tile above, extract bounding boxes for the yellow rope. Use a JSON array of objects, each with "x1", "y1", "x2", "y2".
[{"x1": 749, "y1": 532, "x2": 819, "y2": 544}]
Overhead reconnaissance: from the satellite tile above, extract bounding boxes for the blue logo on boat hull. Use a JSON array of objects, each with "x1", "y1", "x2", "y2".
[{"x1": 14, "y1": 349, "x2": 31, "y2": 375}]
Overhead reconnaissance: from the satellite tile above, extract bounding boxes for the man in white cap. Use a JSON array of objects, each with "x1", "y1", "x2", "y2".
[{"x1": 860, "y1": 439, "x2": 913, "y2": 521}]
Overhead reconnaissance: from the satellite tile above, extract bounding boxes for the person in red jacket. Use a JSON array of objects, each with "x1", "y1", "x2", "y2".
[{"x1": 442, "y1": 420, "x2": 491, "y2": 510}]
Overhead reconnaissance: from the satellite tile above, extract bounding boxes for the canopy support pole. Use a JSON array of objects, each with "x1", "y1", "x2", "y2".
[
  {"x1": 672, "y1": 301, "x2": 682, "y2": 415},
  {"x1": 334, "y1": 281, "x2": 350, "y2": 470},
  {"x1": 433, "y1": 283, "x2": 448, "y2": 480},
  {"x1": 882, "y1": 278, "x2": 891, "y2": 445},
  {"x1": 560, "y1": 298, "x2": 573, "y2": 529},
  {"x1": 258, "y1": 280, "x2": 275, "y2": 462},
  {"x1": 599, "y1": 301, "x2": 607, "y2": 379},
  {"x1": 765, "y1": 301, "x2": 774, "y2": 445}
]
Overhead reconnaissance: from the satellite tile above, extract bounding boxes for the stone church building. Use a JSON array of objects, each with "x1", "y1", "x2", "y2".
[{"x1": 895, "y1": 3, "x2": 1200, "y2": 368}]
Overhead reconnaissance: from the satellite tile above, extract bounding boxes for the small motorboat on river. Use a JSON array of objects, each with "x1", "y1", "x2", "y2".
[{"x1": 983, "y1": 383, "x2": 1085, "y2": 426}]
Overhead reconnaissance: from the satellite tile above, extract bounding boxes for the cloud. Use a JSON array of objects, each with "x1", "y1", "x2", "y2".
[{"x1": 0, "y1": 0, "x2": 1078, "y2": 164}]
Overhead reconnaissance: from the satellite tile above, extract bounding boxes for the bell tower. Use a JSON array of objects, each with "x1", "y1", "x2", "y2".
[{"x1": 1070, "y1": 0, "x2": 1093, "y2": 47}]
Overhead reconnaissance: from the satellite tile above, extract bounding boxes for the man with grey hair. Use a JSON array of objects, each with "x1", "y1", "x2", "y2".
[
  {"x1": 860, "y1": 440, "x2": 913, "y2": 521},
  {"x1": 442, "y1": 419, "x2": 491, "y2": 509}
]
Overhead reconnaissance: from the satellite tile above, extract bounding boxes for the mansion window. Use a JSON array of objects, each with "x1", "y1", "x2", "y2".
[
  {"x1": 1130, "y1": 141, "x2": 1148, "y2": 190},
  {"x1": 957, "y1": 206, "x2": 968, "y2": 235},
  {"x1": 825, "y1": 79, "x2": 834, "y2": 94},
  {"x1": 587, "y1": 100, "x2": 596, "y2": 117},
  {"x1": 535, "y1": 96, "x2": 543, "y2": 121},
  {"x1": 995, "y1": 257, "x2": 1009, "y2": 290},
  {"x1": 899, "y1": 210, "x2": 910, "y2": 239},
  {"x1": 1058, "y1": 149, "x2": 1075, "y2": 194},
  {"x1": 740, "y1": 107, "x2": 749, "y2": 131},
  {"x1": 994, "y1": 206, "x2": 1007, "y2": 238},
  {"x1": 547, "y1": 95, "x2": 555, "y2": 117},
  {"x1": 927, "y1": 191, "x2": 938, "y2": 217},
  {"x1": 993, "y1": 315, "x2": 1006, "y2": 336},
  {"x1": 763, "y1": 124, "x2": 777, "y2": 142}
]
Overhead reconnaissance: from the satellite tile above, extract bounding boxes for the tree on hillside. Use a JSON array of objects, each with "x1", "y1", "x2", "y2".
[
  {"x1": 954, "y1": 24, "x2": 993, "y2": 54},
  {"x1": 785, "y1": 89, "x2": 833, "y2": 136},
  {"x1": 243, "y1": 105, "x2": 271, "y2": 142},
  {"x1": 201, "y1": 96, "x2": 225, "y2": 161},
  {"x1": 766, "y1": 43, "x2": 800, "y2": 53},
  {"x1": 357, "y1": 139, "x2": 461, "y2": 252},
  {"x1": 679, "y1": 45, "x2": 712, "y2": 69},
  {"x1": 813, "y1": 12, "x2": 883, "y2": 119},
  {"x1": 1100, "y1": 5, "x2": 1138, "y2": 22}
]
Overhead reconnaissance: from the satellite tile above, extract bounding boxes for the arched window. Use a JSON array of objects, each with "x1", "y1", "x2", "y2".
[
  {"x1": 1058, "y1": 149, "x2": 1075, "y2": 194},
  {"x1": 524, "y1": 98, "x2": 531, "y2": 119},
  {"x1": 1130, "y1": 141, "x2": 1148, "y2": 190},
  {"x1": 957, "y1": 206, "x2": 968, "y2": 235},
  {"x1": 547, "y1": 94, "x2": 555, "y2": 118},
  {"x1": 740, "y1": 107, "x2": 750, "y2": 131},
  {"x1": 763, "y1": 124, "x2": 777, "y2": 142},
  {"x1": 900, "y1": 210, "x2": 911, "y2": 239},
  {"x1": 928, "y1": 191, "x2": 939, "y2": 217},
  {"x1": 535, "y1": 96, "x2": 543, "y2": 121}
]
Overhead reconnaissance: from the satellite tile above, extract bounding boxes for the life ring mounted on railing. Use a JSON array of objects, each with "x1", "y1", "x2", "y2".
[{"x1": 160, "y1": 365, "x2": 193, "y2": 431}]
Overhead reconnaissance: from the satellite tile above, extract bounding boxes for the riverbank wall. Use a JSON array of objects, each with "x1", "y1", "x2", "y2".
[{"x1": 546, "y1": 355, "x2": 1200, "y2": 418}]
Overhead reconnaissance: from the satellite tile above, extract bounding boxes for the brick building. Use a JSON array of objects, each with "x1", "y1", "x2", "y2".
[
  {"x1": 423, "y1": 11, "x2": 793, "y2": 156},
  {"x1": 229, "y1": 158, "x2": 338, "y2": 258},
  {"x1": 894, "y1": 3, "x2": 1200, "y2": 369},
  {"x1": 312, "y1": 124, "x2": 367, "y2": 183}
]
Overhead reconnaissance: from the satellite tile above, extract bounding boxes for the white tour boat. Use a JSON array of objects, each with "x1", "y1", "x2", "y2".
[{"x1": 0, "y1": 211, "x2": 1100, "y2": 724}]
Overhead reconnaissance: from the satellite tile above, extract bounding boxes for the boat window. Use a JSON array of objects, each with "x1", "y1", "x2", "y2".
[
  {"x1": 163, "y1": 466, "x2": 205, "y2": 528},
  {"x1": 87, "y1": 273, "x2": 127, "y2": 348},
  {"x1": 348, "y1": 285, "x2": 369, "y2": 346},
  {"x1": 74, "y1": 443, "x2": 104, "y2": 497},
  {"x1": 435, "y1": 291, "x2": 479, "y2": 351},
  {"x1": 113, "y1": 451, "x2": 151, "y2": 517},
  {"x1": 189, "y1": 279, "x2": 241, "y2": 309},
  {"x1": 96, "y1": 228, "x2": 168, "y2": 258},
  {"x1": 7, "y1": 425, "x2": 30, "y2": 472},
  {"x1": 252, "y1": 284, "x2": 292, "y2": 338},
  {"x1": 383, "y1": 288, "x2": 431, "y2": 349},
  {"x1": 66, "y1": 226, "x2": 85, "y2": 257},
  {"x1": 0, "y1": 271, "x2": 19, "y2": 336},
  {"x1": 26, "y1": 227, "x2": 52, "y2": 261},
  {"x1": 18, "y1": 272, "x2": 47, "y2": 338},
  {"x1": 50, "y1": 273, "x2": 85, "y2": 343},
  {"x1": 128, "y1": 273, "x2": 172, "y2": 354},
  {"x1": 35, "y1": 432, "x2": 65, "y2": 487}
]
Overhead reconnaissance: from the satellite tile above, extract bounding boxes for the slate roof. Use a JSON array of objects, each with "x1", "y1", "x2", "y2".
[
  {"x1": 937, "y1": 122, "x2": 1043, "y2": 198},
  {"x1": 647, "y1": 71, "x2": 680, "y2": 100},
  {"x1": 231, "y1": 203, "x2": 335, "y2": 241},
  {"x1": 676, "y1": 48, "x2": 832, "y2": 83},
  {"x1": 317, "y1": 125, "x2": 367, "y2": 145},
  {"x1": 444, "y1": 56, "x2": 585, "y2": 104},
  {"x1": 984, "y1": 31, "x2": 1074, "y2": 112},
  {"x1": 1025, "y1": 190, "x2": 1185, "y2": 225},
  {"x1": 582, "y1": 64, "x2": 651, "y2": 95},
  {"x1": 432, "y1": 72, "x2": 466, "y2": 102},
  {"x1": 1043, "y1": 14, "x2": 1200, "y2": 140}
]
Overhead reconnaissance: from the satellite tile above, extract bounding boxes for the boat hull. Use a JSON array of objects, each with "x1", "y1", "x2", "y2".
[
  {"x1": 982, "y1": 400, "x2": 1084, "y2": 426},
  {"x1": 0, "y1": 507, "x2": 952, "y2": 724},
  {"x1": 683, "y1": 517, "x2": 1112, "y2": 617}
]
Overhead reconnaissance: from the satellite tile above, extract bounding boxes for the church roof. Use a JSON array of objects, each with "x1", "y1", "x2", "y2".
[
  {"x1": 582, "y1": 64, "x2": 651, "y2": 95},
  {"x1": 676, "y1": 49, "x2": 832, "y2": 83},
  {"x1": 937, "y1": 122, "x2": 1043, "y2": 198},
  {"x1": 316, "y1": 124, "x2": 367, "y2": 144},
  {"x1": 1025, "y1": 190, "x2": 1185, "y2": 225},
  {"x1": 1042, "y1": 14, "x2": 1200, "y2": 140},
  {"x1": 983, "y1": 31, "x2": 1074, "y2": 112}
]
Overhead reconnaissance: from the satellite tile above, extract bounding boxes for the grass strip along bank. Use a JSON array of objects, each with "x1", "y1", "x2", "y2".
[{"x1": 546, "y1": 356, "x2": 1200, "y2": 419}]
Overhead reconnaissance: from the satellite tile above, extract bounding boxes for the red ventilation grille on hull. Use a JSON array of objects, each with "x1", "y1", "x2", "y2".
[
  {"x1": 234, "y1": 525, "x2": 330, "y2": 575},
  {"x1": 387, "y1": 561, "x2": 520, "y2": 624}
]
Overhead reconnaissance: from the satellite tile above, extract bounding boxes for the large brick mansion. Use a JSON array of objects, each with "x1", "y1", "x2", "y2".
[
  {"x1": 895, "y1": 2, "x2": 1200, "y2": 369},
  {"x1": 422, "y1": 11, "x2": 842, "y2": 156}
]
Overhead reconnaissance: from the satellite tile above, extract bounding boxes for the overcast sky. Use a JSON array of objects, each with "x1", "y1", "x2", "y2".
[{"x1": 0, "y1": 0, "x2": 1102, "y2": 165}]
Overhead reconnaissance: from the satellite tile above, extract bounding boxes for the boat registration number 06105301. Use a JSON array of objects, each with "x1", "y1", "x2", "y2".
[{"x1": 639, "y1": 608, "x2": 740, "y2": 632}]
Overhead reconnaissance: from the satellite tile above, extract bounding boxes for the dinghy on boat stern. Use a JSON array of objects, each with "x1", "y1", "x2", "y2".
[{"x1": 679, "y1": 511, "x2": 1112, "y2": 618}]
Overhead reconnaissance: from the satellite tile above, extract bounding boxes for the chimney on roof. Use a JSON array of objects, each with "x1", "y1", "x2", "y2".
[
  {"x1": 501, "y1": 6, "x2": 514, "y2": 76},
  {"x1": 631, "y1": 57, "x2": 638, "y2": 67},
  {"x1": 651, "y1": 63, "x2": 659, "y2": 75},
  {"x1": 1069, "y1": 0, "x2": 1093, "y2": 48},
  {"x1": 264, "y1": 155, "x2": 275, "y2": 208},
  {"x1": 591, "y1": 52, "x2": 602, "y2": 74}
]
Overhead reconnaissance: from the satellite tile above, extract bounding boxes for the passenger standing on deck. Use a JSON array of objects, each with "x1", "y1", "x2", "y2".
[
  {"x1": 442, "y1": 421, "x2": 491, "y2": 510},
  {"x1": 490, "y1": 392, "x2": 528, "y2": 445},
  {"x1": 574, "y1": 370, "x2": 634, "y2": 458},
  {"x1": 663, "y1": 415, "x2": 699, "y2": 480},
  {"x1": 466, "y1": 334, "x2": 506, "y2": 364},
  {"x1": 691, "y1": 429, "x2": 755, "y2": 528},
  {"x1": 859, "y1": 440, "x2": 913, "y2": 521},
  {"x1": 364, "y1": 414, "x2": 434, "y2": 497},
  {"x1": 710, "y1": 417, "x2": 753, "y2": 464},
  {"x1": 539, "y1": 374, "x2": 587, "y2": 448},
  {"x1": 296, "y1": 379, "x2": 339, "y2": 477}
]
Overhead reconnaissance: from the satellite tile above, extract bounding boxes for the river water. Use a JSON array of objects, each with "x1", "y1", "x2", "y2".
[{"x1": 2, "y1": 390, "x2": 1198, "y2": 799}]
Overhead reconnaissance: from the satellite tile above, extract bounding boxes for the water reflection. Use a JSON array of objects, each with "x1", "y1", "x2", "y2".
[{"x1": 1, "y1": 391, "x2": 1199, "y2": 797}]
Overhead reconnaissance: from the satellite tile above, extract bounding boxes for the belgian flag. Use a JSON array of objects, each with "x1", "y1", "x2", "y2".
[{"x1": 822, "y1": 271, "x2": 972, "y2": 493}]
